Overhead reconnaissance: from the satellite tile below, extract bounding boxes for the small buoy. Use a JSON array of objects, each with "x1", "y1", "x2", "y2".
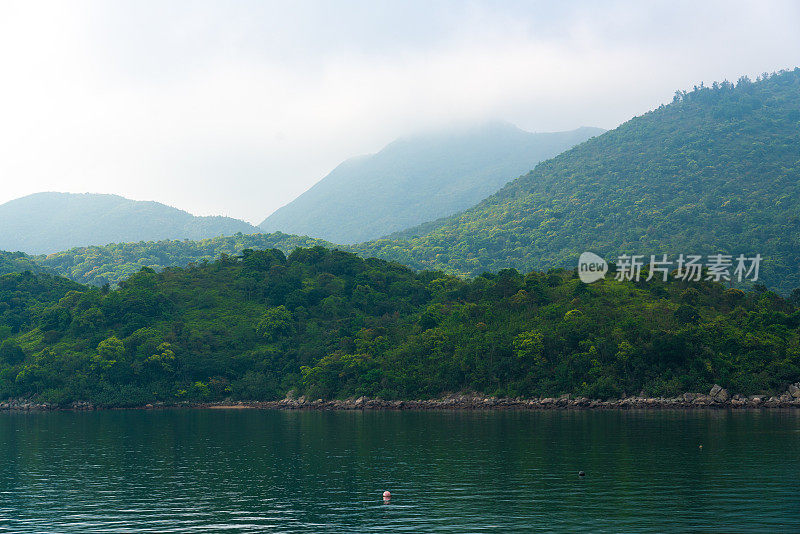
[
  {"x1": 578, "y1": 471, "x2": 585, "y2": 477},
  {"x1": 699, "y1": 445, "x2": 703, "y2": 449},
  {"x1": 383, "y1": 490, "x2": 391, "y2": 499}
]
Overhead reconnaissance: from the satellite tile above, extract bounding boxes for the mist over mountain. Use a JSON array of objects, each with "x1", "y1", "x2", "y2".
[
  {"x1": 0, "y1": 192, "x2": 259, "y2": 255},
  {"x1": 358, "y1": 69, "x2": 800, "y2": 294},
  {"x1": 259, "y1": 123, "x2": 604, "y2": 244},
  {"x1": 10, "y1": 71, "x2": 800, "y2": 297}
]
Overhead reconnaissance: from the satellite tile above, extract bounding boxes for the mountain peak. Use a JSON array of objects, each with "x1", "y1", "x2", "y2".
[{"x1": 260, "y1": 123, "x2": 603, "y2": 244}]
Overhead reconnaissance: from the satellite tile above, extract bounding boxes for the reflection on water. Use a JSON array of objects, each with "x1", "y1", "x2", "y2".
[{"x1": 0, "y1": 409, "x2": 797, "y2": 532}]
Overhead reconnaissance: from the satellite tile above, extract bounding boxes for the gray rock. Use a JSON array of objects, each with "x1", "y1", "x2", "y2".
[
  {"x1": 708, "y1": 384, "x2": 729, "y2": 402},
  {"x1": 788, "y1": 383, "x2": 800, "y2": 399}
]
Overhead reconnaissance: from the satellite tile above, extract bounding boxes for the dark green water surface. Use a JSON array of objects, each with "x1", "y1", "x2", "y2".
[{"x1": 0, "y1": 409, "x2": 797, "y2": 533}]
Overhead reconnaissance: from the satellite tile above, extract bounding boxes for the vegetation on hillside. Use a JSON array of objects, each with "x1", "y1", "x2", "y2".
[
  {"x1": 36, "y1": 233, "x2": 333, "y2": 286},
  {"x1": 1, "y1": 247, "x2": 799, "y2": 406},
  {"x1": 0, "y1": 251, "x2": 48, "y2": 277},
  {"x1": 357, "y1": 69, "x2": 800, "y2": 294}
]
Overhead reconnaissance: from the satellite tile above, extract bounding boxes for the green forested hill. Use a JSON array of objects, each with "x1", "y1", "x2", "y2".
[
  {"x1": 0, "y1": 247, "x2": 798, "y2": 405},
  {"x1": 260, "y1": 123, "x2": 603, "y2": 243},
  {"x1": 35, "y1": 233, "x2": 334, "y2": 286},
  {"x1": 0, "y1": 192, "x2": 259, "y2": 254},
  {"x1": 0, "y1": 251, "x2": 49, "y2": 276},
  {"x1": 357, "y1": 70, "x2": 800, "y2": 294}
]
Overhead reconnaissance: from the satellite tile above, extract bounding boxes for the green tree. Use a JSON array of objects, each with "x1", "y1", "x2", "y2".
[
  {"x1": 513, "y1": 331, "x2": 545, "y2": 364},
  {"x1": 256, "y1": 306, "x2": 293, "y2": 341},
  {"x1": 0, "y1": 340, "x2": 25, "y2": 365}
]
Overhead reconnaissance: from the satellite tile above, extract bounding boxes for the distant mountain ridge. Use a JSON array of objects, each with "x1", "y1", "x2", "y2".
[
  {"x1": 259, "y1": 123, "x2": 604, "y2": 243},
  {"x1": 0, "y1": 192, "x2": 259, "y2": 254}
]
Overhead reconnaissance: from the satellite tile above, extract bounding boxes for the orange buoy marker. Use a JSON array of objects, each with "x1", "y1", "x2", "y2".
[{"x1": 383, "y1": 490, "x2": 391, "y2": 501}]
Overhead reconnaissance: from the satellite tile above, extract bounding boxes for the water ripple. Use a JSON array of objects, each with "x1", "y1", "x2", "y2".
[{"x1": 0, "y1": 409, "x2": 798, "y2": 532}]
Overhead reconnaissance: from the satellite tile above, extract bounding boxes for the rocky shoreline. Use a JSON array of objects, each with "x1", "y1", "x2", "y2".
[{"x1": 2, "y1": 384, "x2": 800, "y2": 411}]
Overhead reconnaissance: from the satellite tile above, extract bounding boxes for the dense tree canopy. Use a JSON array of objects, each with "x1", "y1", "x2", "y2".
[
  {"x1": 0, "y1": 251, "x2": 49, "y2": 277},
  {"x1": 35, "y1": 233, "x2": 333, "y2": 286},
  {"x1": 0, "y1": 247, "x2": 798, "y2": 406}
]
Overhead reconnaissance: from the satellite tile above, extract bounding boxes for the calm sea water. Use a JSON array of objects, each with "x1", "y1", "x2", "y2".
[{"x1": 0, "y1": 409, "x2": 797, "y2": 533}]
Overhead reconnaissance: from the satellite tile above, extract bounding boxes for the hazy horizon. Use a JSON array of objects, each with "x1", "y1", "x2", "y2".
[
  {"x1": 0, "y1": 120, "x2": 603, "y2": 222},
  {"x1": 2, "y1": 0, "x2": 799, "y2": 223}
]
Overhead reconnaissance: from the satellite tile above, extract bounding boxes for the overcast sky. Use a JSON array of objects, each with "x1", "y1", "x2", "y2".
[{"x1": 1, "y1": 0, "x2": 799, "y2": 224}]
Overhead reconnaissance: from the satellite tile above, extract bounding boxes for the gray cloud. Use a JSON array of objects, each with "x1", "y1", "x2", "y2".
[{"x1": 1, "y1": 0, "x2": 798, "y2": 223}]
